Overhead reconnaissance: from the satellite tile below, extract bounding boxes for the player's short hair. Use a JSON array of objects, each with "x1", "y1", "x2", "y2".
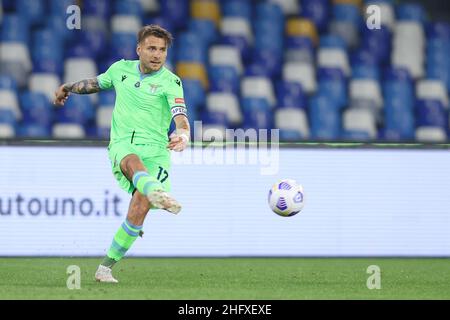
[{"x1": 137, "y1": 24, "x2": 173, "y2": 47}]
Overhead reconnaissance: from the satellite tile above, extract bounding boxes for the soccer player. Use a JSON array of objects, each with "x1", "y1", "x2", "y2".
[{"x1": 53, "y1": 25, "x2": 190, "y2": 283}]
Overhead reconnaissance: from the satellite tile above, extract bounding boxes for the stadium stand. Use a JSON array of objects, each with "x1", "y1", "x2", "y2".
[{"x1": 0, "y1": 0, "x2": 448, "y2": 142}]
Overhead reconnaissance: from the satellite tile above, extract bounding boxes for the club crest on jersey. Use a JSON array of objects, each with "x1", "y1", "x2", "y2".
[{"x1": 149, "y1": 84, "x2": 161, "y2": 93}]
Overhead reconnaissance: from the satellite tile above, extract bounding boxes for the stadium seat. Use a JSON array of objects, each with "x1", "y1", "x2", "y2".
[
  {"x1": 415, "y1": 127, "x2": 447, "y2": 142},
  {"x1": 416, "y1": 99, "x2": 447, "y2": 128},
  {"x1": 241, "y1": 97, "x2": 272, "y2": 129},
  {"x1": 343, "y1": 108, "x2": 377, "y2": 139},
  {"x1": 275, "y1": 108, "x2": 310, "y2": 139},
  {"x1": 251, "y1": 49, "x2": 283, "y2": 78},
  {"x1": 286, "y1": 18, "x2": 318, "y2": 46},
  {"x1": 209, "y1": 65, "x2": 240, "y2": 94},
  {"x1": 20, "y1": 91, "x2": 53, "y2": 126},
  {"x1": 351, "y1": 64, "x2": 380, "y2": 80},
  {"x1": 83, "y1": 0, "x2": 110, "y2": 18},
  {"x1": 309, "y1": 94, "x2": 341, "y2": 140},
  {"x1": 160, "y1": 0, "x2": 189, "y2": 30},
  {"x1": 191, "y1": 0, "x2": 221, "y2": 28},
  {"x1": 16, "y1": 0, "x2": 45, "y2": 27},
  {"x1": 96, "y1": 106, "x2": 114, "y2": 129},
  {"x1": 111, "y1": 15, "x2": 142, "y2": 33},
  {"x1": 241, "y1": 77, "x2": 276, "y2": 108},
  {"x1": 0, "y1": 89, "x2": 21, "y2": 120},
  {"x1": 416, "y1": 80, "x2": 449, "y2": 109},
  {"x1": 0, "y1": 74, "x2": 17, "y2": 91},
  {"x1": 200, "y1": 111, "x2": 229, "y2": 142},
  {"x1": 333, "y1": 3, "x2": 361, "y2": 27},
  {"x1": 28, "y1": 73, "x2": 60, "y2": 103},
  {"x1": 49, "y1": 0, "x2": 77, "y2": 16},
  {"x1": 81, "y1": 15, "x2": 109, "y2": 36},
  {"x1": 55, "y1": 95, "x2": 95, "y2": 125},
  {"x1": 349, "y1": 79, "x2": 383, "y2": 109},
  {"x1": 52, "y1": 123, "x2": 86, "y2": 139},
  {"x1": 0, "y1": 14, "x2": 29, "y2": 43},
  {"x1": 114, "y1": 0, "x2": 143, "y2": 18},
  {"x1": 318, "y1": 67, "x2": 348, "y2": 109},
  {"x1": 0, "y1": 124, "x2": 15, "y2": 138},
  {"x1": 98, "y1": 91, "x2": 116, "y2": 106},
  {"x1": 175, "y1": 31, "x2": 208, "y2": 64},
  {"x1": 16, "y1": 123, "x2": 51, "y2": 138},
  {"x1": 206, "y1": 92, "x2": 242, "y2": 125},
  {"x1": 328, "y1": 20, "x2": 359, "y2": 49},
  {"x1": 182, "y1": 79, "x2": 206, "y2": 111},
  {"x1": 63, "y1": 58, "x2": 98, "y2": 86},
  {"x1": 269, "y1": 0, "x2": 299, "y2": 15},
  {"x1": 317, "y1": 48, "x2": 350, "y2": 76},
  {"x1": 283, "y1": 62, "x2": 317, "y2": 94},
  {"x1": 221, "y1": 17, "x2": 253, "y2": 46},
  {"x1": 222, "y1": 0, "x2": 252, "y2": 20},
  {"x1": 301, "y1": 0, "x2": 329, "y2": 32},
  {"x1": 176, "y1": 62, "x2": 209, "y2": 90},
  {"x1": 276, "y1": 81, "x2": 306, "y2": 109},
  {"x1": 0, "y1": 42, "x2": 32, "y2": 87},
  {"x1": 396, "y1": 3, "x2": 425, "y2": 23},
  {"x1": 188, "y1": 19, "x2": 218, "y2": 46},
  {"x1": 285, "y1": 36, "x2": 314, "y2": 64},
  {"x1": 209, "y1": 45, "x2": 243, "y2": 75}
]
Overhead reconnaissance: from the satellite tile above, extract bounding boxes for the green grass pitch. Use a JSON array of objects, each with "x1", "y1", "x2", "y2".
[{"x1": 0, "y1": 258, "x2": 449, "y2": 299}]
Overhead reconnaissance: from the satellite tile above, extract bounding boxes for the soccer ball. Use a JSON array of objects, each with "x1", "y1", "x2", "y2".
[{"x1": 268, "y1": 179, "x2": 305, "y2": 217}]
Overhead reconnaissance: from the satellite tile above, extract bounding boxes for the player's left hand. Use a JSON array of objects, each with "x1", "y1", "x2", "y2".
[{"x1": 168, "y1": 132, "x2": 189, "y2": 152}]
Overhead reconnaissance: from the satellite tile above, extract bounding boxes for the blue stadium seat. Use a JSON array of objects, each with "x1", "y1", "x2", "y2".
[
  {"x1": 241, "y1": 97, "x2": 272, "y2": 129},
  {"x1": 351, "y1": 64, "x2": 380, "y2": 80},
  {"x1": 1, "y1": 14, "x2": 29, "y2": 43},
  {"x1": 0, "y1": 109, "x2": 16, "y2": 125},
  {"x1": 416, "y1": 99, "x2": 447, "y2": 128},
  {"x1": 319, "y1": 34, "x2": 347, "y2": 49},
  {"x1": 0, "y1": 74, "x2": 17, "y2": 91},
  {"x1": 209, "y1": 65, "x2": 239, "y2": 94},
  {"x1": 175, "y1": 32, "x2": 208, "y2": 64},
  {"x1": 56, "y1": 95, "x2": 95, "y2": 125},
  {"x1": 397, "y1": 3, "x2": 425, "y2": 23},
  {"x1": 83, "y1": 0, "x2": 110, "y2": 18},
  {"x1": 350, "y1": 49, "x2": 378, "y2": 66},
  {"x1": 361, "y1": 26, "x2": 391, "y2": 64},
  {"x1": 317, "y1": 68, "x2": 347, "y2": 109},
  {"x1": 250, "y1": 49, "x2": 283, "y2": 78},
  {"x1": 16, "y1": 123, "x2": 51, "y2": 138},
  {"x1": 255, "y1": 2, "x2": 284, "y2": 23},
  {"x1": 333, "y1": 4, "x2": 361, "y2": 27},
  {"x1": 65, "y1": 43, "x2": 96, "y2": 59},
  {"x1": 46, "y1": 15, "x2": 75, "y2": 42},
  {"x1": 202, "y1": 111, "x2": 229, "y2": 126},
  {"x1": 98, "y1": 91, "x2": 116, "y2": 106},
  {"x1": 183, "y1": 79, "x2": 206, "y2": 110},
  {"x1": 309, "y1": 95, "x2": 340, "y2": 140},
  {"x1": 275, "y1": 81, "x2": 306, "y2": 109},
  {"x1": 222, "y1": 0, "x2": 252, "y2": 20},
  {"x1": 426, "y1": 22, "x2": 450, "y2": 40},
  {"x1": 143, "y1": 16, "x2": 175, "y2": 34},
  {"x1": 221, "y1": 35, "x2": 251, "y2": 63},
  {"x1": 113, "y1": 0, "x2": 143, "y2": 18},
  {"x1": 17, "y1": 0, "x2": 45, "y2": 27},
  {"x1": 301, "y1": 0, "x2": 329, "y2": 32},
  {"x1": 384, "y1": 67, "x2": 413, "y2": 82},
  {"x1": 50, "y1": 0, "x2": 77, "y2": 16},
  {"x1": 160, "y1": 0, "x2": 189, "y2": 30},
  {"x1": 341, "y1": 130, "x2": 372, "y2": 141},
  {"x1": 384, "y1": 104, "x2": 415, "y2": 140},
  {"x1": 110, "y1": 32, "x2": 138, "y2": 60},
  {"x1": 20, "y1": 91, "x2": 53, "y2": 126},
  {"x1": 188, "y1": 19, "x2": 218, "y2": 46},
  {"x1": 75, "y1": 31, "x2": 107, "y2": 59}
]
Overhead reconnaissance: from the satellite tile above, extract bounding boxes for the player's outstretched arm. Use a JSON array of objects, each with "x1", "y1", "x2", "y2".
[
  {"x1": 168, "y1": 115, "x2": 191, "y2": 152},
  {"x1": 53, "y1": 78, "x2": 101, "y2": 106}
]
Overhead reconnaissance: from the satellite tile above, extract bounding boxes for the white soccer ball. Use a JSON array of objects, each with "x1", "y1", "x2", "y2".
[{"x1": 268, "y1": 179, "x2": 305, "y2": 217}]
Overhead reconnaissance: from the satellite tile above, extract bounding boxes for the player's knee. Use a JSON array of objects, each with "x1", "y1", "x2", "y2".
[{"x1": 121, "y1": 154, "x2": 143, "y2": 178}]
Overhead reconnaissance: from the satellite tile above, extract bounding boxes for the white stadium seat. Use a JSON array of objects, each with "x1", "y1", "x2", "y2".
[
  {"x1": 139, "y1": 0, "x2": 159, "y2": 13},
  {"x1": 241, "y1": 76, "x2": 276, "y2": 107},
  {"x1": 343, "y1": 108, "x2": 377, "y2": 138},
  {"x1": 221, "y1": 17, "x2": 253, "y2": 44},
  {"x1": 275, "y1": 108, "x2": 310, "y2": 138},
  {"x1": 283, "y1": 62, "x2": 317, "y2": 94},
  {"x1": 0, "y1": 42, "x2": 32, "y2": 87},
  {"x1": 269, "y1": 0, "x2": 299, "y2": 15},
  {"x1": 349, "y1": 79, "x2": 383, "y2": 109},
  {"x1": 209, "y1": 45, "x2": 243, "y2": 75},
  {"x1": 64, "y1": 58, "x2": 99, "y2": 104},
  {"x1": 206, "y1": 93, "x2": 242, "y2": 125},
  {"x1": 415, "y1": 127, "x2": 447, "y2": 142},
  {"x1": 111, "y1": 15, "x2": 142, "y2": 33},
  {"x1": 96, "y1": 106, "x2": 114, "y2": 128},
  {"x1": 52, "y1": 123, "x2": 86, "y2": 139},
  {"x1": 81, "y1": 16, "x2": 108, "y2": 34},
  {"x1": 317, "y1": 48, "x2": 350, "y2": 76},
  {"x1": 28, "y1": 73, "x2": 61, "y2": 103},
  {"x1": 0, "y1": 124, "x2": 15, "y2": 138},
  {"x1": 416, "y1": 80, "x2": 449, "y2": 108},
  {"x1": 0, "y1": 89, "x2": 21, "y2": 119}
]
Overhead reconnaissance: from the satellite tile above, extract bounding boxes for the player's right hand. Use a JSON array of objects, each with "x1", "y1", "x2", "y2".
[{"x1": 53, "y1": 85, "x2": 70, "y2": 106}]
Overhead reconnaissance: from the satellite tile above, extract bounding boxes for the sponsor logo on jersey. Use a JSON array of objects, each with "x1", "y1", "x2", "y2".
[{"x1": 175, "y1": 98, "x2": 185, "y2": 104}]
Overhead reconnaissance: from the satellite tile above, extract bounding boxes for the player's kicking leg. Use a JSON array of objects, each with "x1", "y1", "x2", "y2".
[{"x1": 95, "y1": 154, "x2": 180, "y2": 283}]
